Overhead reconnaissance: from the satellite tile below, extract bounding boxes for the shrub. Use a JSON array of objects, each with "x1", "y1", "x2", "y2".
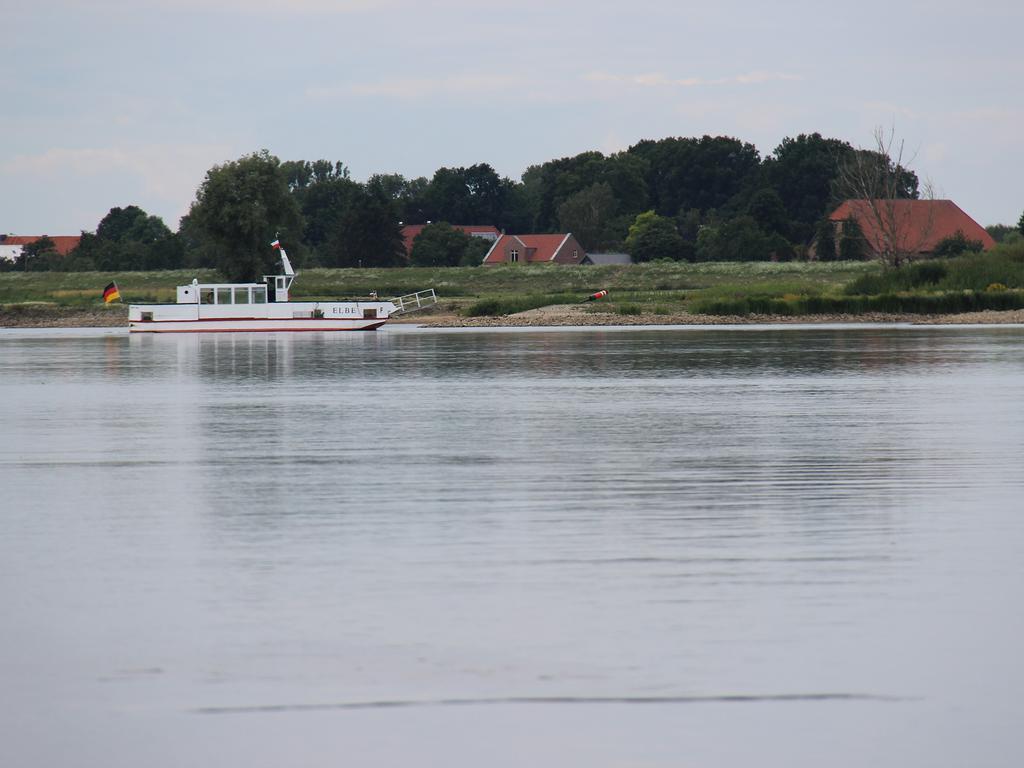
[
  {"x1": 463, "y1": 293, "x2": 576, "y2": 317},
  {"x1": 464, "y1": 298, "x2": 501, "y2": 316},
  {"x1": 910, "y1": 261, "x2": 948, "y2": 285},
  {"x1": 933, "y1": 230, "x2": 984, "y2": 257}
]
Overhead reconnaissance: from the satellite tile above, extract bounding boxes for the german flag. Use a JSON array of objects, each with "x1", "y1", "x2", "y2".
[{"x1": 102, "y1": 282, "x2": 120, "y2": 303}]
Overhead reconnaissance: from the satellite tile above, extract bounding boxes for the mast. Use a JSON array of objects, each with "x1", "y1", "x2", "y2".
[{"x1": 268, "y1": 238, "x2": 295, "y2": 301}]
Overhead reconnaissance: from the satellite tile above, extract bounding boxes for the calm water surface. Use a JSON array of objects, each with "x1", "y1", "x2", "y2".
[{"x1": 1, "y1": 324, "x2": 1023, "y2": 767}]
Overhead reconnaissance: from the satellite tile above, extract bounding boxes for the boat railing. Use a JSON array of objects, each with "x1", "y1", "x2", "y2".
[{"x1": 388, "y1": 289, "x2": 438, "y2": 314}]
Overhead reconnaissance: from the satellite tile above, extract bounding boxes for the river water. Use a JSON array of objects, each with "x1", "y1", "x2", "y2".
[{"x1": 1, "y1": 324, "x2": 1022, "y2": 767}]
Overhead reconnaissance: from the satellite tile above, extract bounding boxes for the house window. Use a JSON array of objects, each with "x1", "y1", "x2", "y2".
[
  {"x1": 573, "y1": 249, "x2": 578, "y2": 259},
  {"x1": 509, "y1": 249, "x2": 519, "y2": 262}
]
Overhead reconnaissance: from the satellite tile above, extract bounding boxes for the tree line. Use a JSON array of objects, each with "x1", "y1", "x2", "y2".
[{"x1": 7, "y1": 133, "x2": 1022, "y2": 278}]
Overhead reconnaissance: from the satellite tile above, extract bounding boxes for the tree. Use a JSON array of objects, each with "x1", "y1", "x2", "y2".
[
  {"x1": 837, "y1": 217, "x2": 867, "y2": 261},
  {"x1": 746, "y1": 188, "x2": 789, "y2": 238},
  {"x1": 764, "y1": 133, "x2": 855, "y2": 244},
  {"x1": 628, "y1": 136, "x2": 762, "y2": 218},
  {"x1": 410, "y1": 222, "x2": 477, "y2": 267},
  {"x1": 176, "y1": 212, "x2": 219, "y2": 269},
  {"x1": 187, "y1": 150, "x2": 303, "y2": 281},
  {"x1": 460, "y1": 237, "x2": 491, "y2": 267},
  {"x1": 529, "y1": 151, "x2": 607, "y2": 230},
  {"x1": 625, "y1": 211, "x2": 688, "y2": 262},
  {"x1": 77, "y1": 205, "x2": 183, "y2": 271},
  {"x1": 695, "y1": 216, "x2": 778, "y2": 262},
  {"x1": 16, "y1": 236, "x2": 57, "y2": 271},
  {"x1": 286, "y1": 162, "x2": 361, "y2": 262},
  {"x1": 366, "y1": 173, "x2": 435, "y2": 225},
  {"x1": 836, "y1": 126, "x2": 928, "y2": 268},
  {"x1": 323, "y1": 186, "x2": 404, "y2": 268},
  {"x1": 813, "y1": 218, "x2": 837, "y2": 261},
  {"x1": 1018, "y1": 210, "x2": 1024, "y2": 237},
  {"x1": 557, "y1": 182, "x2": 618, "y2": 251},
  {"x1": 424, "y1": 164, "x2": 509, "y2": 227},
  {"x1": 986, "y1": 224, "x2": 1015, "y2": 243}
]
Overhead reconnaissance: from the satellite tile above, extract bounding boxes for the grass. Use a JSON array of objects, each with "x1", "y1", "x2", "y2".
[
  {"x1": 0, "y1": 270, "x2": 218, "y2": 306},
  {"x1": 692, "y1": 243, "x2": 1024, "y2": 317},
  {"x1": 845, "y1": 247, "x2": 1024, "y2": 295},
  {"x1": 0, "y1": 261, "x2": 878, "y2": 317},
  {"x1": 15, "y1": 253, "x2": 1020, "y2": 320},
  {"x1": 693, "y1": 290, "x2": 1024, "y2": 317}
]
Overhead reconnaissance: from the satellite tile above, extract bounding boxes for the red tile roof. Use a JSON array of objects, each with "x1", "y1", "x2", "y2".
[
  {"x1": 483, "y1": 233, "x2": 575, "y2": 263},
  {"x1": 1, "y1": 235, "x2": 81, "y2": 256},
  {"x1": 400, "y1": 224, "x2": 500, "y2": 256},
  {"x1": 829, "y1": 200, "x2": 995, "y2": 254},
  {"x1": 516, "y1": 234, "x2": 571, "y2": 261}
]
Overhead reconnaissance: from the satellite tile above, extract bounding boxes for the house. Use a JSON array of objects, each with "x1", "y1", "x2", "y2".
[
  {"x1": 826, "y1": 200, "x2": 995, "y2": 259},
  {"x1": 0, "y1": 234, "x2": 81, "y2": 263},
  {"x1": 482, "y1": 233, "x2": 587, "y2": 265},
  {"x1": 400, "y1": 223, "x2": 500, "y2": 258},
  {"x1": 580, "y1": 252, "x2": 632, "y2": 265}
]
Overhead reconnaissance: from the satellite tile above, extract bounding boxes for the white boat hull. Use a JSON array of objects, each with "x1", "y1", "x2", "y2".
[
  {"x1": 128, "y1": 300, "x2": 396, "y2": 333},
  {"x1": 128, "y1": 317, "x2": 387, "y2": 333}
]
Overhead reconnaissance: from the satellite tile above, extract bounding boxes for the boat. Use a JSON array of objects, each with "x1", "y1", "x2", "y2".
[{"x1": 128, "y1": 242, "x2": 436, "y2": 333}]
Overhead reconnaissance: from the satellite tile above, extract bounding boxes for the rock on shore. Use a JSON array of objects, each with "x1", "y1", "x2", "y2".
[
  {"x1": 0, "y1": 305, "x2": 127, "y2": 328},
  {"x1": 419, "y1": 304, "x2": 1024, "y2": 328},
  {"x1": 3, "y1": 303, "x2": 1023, "y2": 329}
]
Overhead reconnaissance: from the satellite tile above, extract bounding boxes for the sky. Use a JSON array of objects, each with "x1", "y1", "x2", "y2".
[{"x1": 2, "y1": 0, "x2": 1021, "y2": 235}]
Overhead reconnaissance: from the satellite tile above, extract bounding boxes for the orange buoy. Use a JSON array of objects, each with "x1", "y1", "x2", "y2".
[{"x1": 584, "y1": 290, "x2": 608, "y2": 302}]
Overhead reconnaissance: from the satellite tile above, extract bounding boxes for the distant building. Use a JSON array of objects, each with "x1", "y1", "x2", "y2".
[
  {"x1": 824, "y1": 200, "x2": 995, "y2": 259},
  {"x1": 401, "y1": 224, "x2": 500, "y2": 258},
  {"x1": 0, "y1": 234, "x2": 81, "y2": 263},
  {"x1": 580, "y1": 252, "x2": 632, "y2": 265},
  {"x1": 482, "y1": 233, "x2": 587, "y2": 265}
]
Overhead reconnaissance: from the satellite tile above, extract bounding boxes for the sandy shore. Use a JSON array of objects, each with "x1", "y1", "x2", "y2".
[
  {"x1": 414, "y1": 304, "x2": 1024, "y2": 328},
  {"x1": 3, "y1": 303, "x2": 1024, "y2": 329}
]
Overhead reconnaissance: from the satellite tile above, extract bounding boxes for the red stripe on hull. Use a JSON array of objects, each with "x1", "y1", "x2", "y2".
[{"x1": 129, "y1": 322, "x2": 386, "y2": 333}]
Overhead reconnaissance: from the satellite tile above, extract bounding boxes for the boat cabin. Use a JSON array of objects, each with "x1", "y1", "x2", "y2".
[{"x1": 176, "y1": 274, "x2": 293, "y2": 305}]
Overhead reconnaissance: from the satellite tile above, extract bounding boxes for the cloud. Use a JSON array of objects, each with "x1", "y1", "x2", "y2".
[
  {"x1": 314, "y1": 68, "x2": 794, "y2": 106},
  {"x1": 585, "y1": 71, "x2": 803, "y2": 88},
  {"x1": 3, "y1": 144, "x2": 234, "y2": 226},
  {"x1": 861, "y1": 101, "x2": 922, "y2": 121},
  {"x1": 308, "y1": 74, "x2": 527, "y2": 102},
  {"x1": 55, "y1": 0, "x2": 393, "y2": 12}
]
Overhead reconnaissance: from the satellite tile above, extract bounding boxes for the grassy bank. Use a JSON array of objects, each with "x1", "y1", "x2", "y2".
[
  {"x1": 692, "y1": 245, "x2": 1024, "y2": 317},
  {"x1": 0, "y1": 261, "x2": 876, "y2": 319},
  {"x1": 0, "y1": 270, "x2": 219, "y2": 307},
  {"x1": 4, "y1": 251, "x2": 1023, "y2": 324}
]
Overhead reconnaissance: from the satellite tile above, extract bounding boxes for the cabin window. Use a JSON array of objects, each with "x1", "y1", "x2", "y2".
[
  {"x1": 200, "y1": 288, "x2": 214, "y2": 304},
  {"x1": 233, "y1": 287, "x2": 249, "y2": 304},
  {"x1": 216, "y1": 287, "x2": 232, "y2": 304},
  {"x1": 509, "y1": 249, "x2": 519, "y2": 262},
  {"x1": 252, "y1": 287, "x2": 266, "y2": 304},
  {"x1": 363, "y1": 308, "x2": 377, "y2": 319},
  {"x1": 141, "y1": 311, "x2": 154, "y2": 322}
]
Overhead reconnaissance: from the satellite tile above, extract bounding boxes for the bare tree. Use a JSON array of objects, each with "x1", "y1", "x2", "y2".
[{"x1": 836, "y1": 126, "x2": 935, "y2": 268}]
